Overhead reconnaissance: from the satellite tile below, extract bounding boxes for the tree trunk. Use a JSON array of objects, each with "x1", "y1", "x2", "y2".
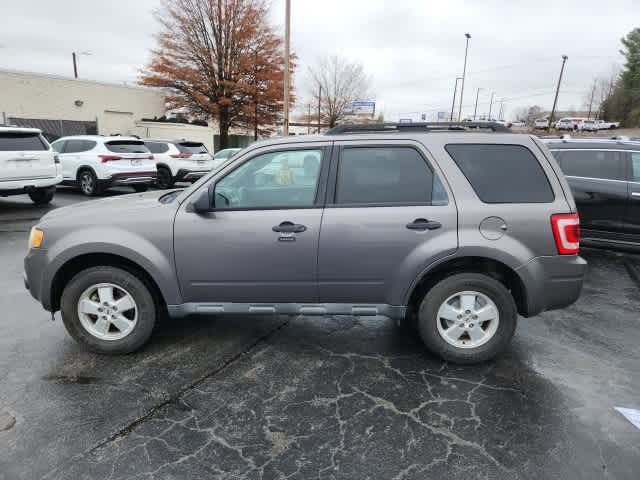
[{"x1": 219, "y1": 107, "x2": 230, "y2": 150}]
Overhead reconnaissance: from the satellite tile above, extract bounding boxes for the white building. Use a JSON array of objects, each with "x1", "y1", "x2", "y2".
[{"x1": 0, "y1": 69, "x2": 247, "y2": 152}]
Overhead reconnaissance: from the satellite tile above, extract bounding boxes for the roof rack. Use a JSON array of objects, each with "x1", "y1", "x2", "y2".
[{"x1": 325, "y1": 122, "x2": 512, "y2": 135}]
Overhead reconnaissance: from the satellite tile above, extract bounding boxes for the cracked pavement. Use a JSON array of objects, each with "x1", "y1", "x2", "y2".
[{"x1": 1, "y1": 191, "x2": 639, "y2": 479}]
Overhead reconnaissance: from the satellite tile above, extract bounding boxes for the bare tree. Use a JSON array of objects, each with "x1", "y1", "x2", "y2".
[
  {"x1": 512, "y1": 105, "x2": 544, "y2": 125},
  {"x1": 308, "y1": 55, "x2": 370, "y2": 128}
]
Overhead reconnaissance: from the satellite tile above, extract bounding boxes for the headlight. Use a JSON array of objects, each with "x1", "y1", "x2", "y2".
[{"x1": 29, "y1": 227, "x2": 44, "y2": 249}]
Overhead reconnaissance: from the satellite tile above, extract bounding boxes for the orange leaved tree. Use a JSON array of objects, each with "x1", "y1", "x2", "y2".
[{"x1": 140, "y1": 0, "x2": 293, "y2": 148}]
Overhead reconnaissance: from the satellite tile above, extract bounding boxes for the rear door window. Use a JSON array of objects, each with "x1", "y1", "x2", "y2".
[
  {"x1": 105, "y1": 140, "x2": 150, "y2": 154},
  {"x1": 446, "y1": 144, "x2": 554, "y2": 203},
  {"x1": 0, "y1": 132, "x2": 48, "y2": 151},
  {"x1": 335, "y1": 147, "x2": 445, "y2": 205},
  {"x1": 178, "y1": 142, "x2": 209, "y2": 154},
  {"x1": 552, "y1": 150, "x2": 627, "y2": 181},
  {"x1": 63, "y1": 139, "x2": 96, "y2": 153}
]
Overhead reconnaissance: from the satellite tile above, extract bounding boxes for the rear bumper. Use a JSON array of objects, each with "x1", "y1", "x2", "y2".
[
  {"x1": 175, "y1": 169, "x2": 210, "y2": 182},
  {"x1": 0, "y1": 174, "x2": 62, "y2": 194},
  {"x1": 104, "y1": 171, "x2": 157, "y2": 186},
  {"x1": 516, "y1": 255, "x2": 587, "y2": 317}
]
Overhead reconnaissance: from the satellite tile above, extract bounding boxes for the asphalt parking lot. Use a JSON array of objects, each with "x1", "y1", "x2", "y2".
[{"x1": 1, "y1": 188, "x2": 639, "y2": 480}]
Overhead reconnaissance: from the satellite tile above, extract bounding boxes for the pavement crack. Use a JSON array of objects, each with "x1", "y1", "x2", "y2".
[{"x1": 41, "y1": 317, "x2": 291, "y2": 479}]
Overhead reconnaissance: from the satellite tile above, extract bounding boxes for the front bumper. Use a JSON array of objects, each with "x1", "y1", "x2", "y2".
[
  {"x1": 24, "y1": 248, "x2": 49, "y2": 309},
  {"x1": 516, "y1": 255, "x2": 587, "y2": 317}
]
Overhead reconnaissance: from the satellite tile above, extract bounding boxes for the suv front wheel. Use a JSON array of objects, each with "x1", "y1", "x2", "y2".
[
  {"x1": 417, "y1": 273, "x2": 517, "y2": 364},
  {"x1": 60, "y1": 266, "x2": 157, "y2": 354}
]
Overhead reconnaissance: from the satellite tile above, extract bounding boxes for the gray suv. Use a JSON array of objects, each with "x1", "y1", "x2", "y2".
[{"x1": 24, "y1": 123, "x2": 586, "y2": 364}]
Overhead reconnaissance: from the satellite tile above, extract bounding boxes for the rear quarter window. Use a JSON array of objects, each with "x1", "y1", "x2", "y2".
[
  {"x1": 0, "y1": 132, "x2": 48, "y2": 151},
  {"x1": 552, "y1": 149, "x2": 627, "y2": 181},
  {"x1": 445, "y1": 143, "x2": 555, "y2": 203}
]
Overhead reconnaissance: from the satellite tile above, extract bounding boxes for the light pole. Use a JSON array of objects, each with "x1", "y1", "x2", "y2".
[
  {"x1": 488, "y1": 92, "x2": 495, "y2": 120},
  {"x1": 548, "y1": 55, "x2": 568, "y2": 131},
  {"x1": 457, "y1": 33, "x2": 471, "y2": 122},
  {"x1": 473, "y1": 87, "x2": 483, "y2": 120},
  {"x1": 72, "y1": 51, "x2": 92, "y2": 79},
  {"x1": 283, "y1": 0, "x2": 291, "y2": 136},
  {"x1": 450, "y1": 77, "x2": 462, "y2": 121}
]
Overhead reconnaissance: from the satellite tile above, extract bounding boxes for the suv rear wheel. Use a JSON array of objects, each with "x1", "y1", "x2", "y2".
[
  {"x1": 417, "y1": 273, "x2": 517, "y2": 364},
  {"x1": 28, "y1": 186, "x2": 56, "y2": 204},
  {"x1": 60, "y1": 266, "x2": 157, "y2": 354},
  {"x1": 78, "y1": 169, "x2": 102, "y2": 196},
  {"x1": 155, "y1": 166, "x2": 174, "y2": 189}
]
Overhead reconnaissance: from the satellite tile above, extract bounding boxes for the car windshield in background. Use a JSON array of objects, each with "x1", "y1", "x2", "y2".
[
  {"x1": 105, "y1": 140, "x2": 150, "y2": 154},
  {"x1": 0, "y1": 132, "x2": 47, "y2": 151},
  {"x1": 178, "y1": 142, "x2": 208, "y2": 154}
]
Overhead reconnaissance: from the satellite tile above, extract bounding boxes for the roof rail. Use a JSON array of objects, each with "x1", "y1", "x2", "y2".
[{"x1": 325, "y1": 122, "x2": 512, "y2": 135}]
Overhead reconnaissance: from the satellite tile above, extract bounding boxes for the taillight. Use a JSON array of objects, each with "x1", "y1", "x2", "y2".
[
  {"x1": 99, "y1": 155, "x2": 123, "y2": 163},
  {"x1": 54, "y1": 154, "x2": 60, "y2": 164},
  {"x1": 551, "y1": 213, "x2": 580, "y2": 255},
  {"x1": 170, "y1": 153, "x2": 192, "y2": 159}
]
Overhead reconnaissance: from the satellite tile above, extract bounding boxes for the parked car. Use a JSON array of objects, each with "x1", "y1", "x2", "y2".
[
  {"x1": 544, "y1": 137, "x2": 640, "y2": 251},
  {"x1": 510, "y1": 120, "x2": 526, "y2": 128},
  {"x1": 534, "y1": 118, "x2": 549, "y2": 129},
  {"x1": 144, "y1": 139, "x2": 215, "y2": 189},
  {"x1": 24, "y1": 122, "x2": 586, "y2": 364},
  {"x1": 598, "y1": 120, "x2": 621, "y2": 130},
  {"x1": 556, "y1": 117, "x2": 587, "y2": 131},
  {"x1": 0, "y1": 126, "x2": 61, "y2": 204},
  {"x1": 51, "y1": 136, "x2": 157, "y2": 196},
  {"x1": 581, "y1": 119, "x2": 600, "y2": 131},
  {"x1": 213, "y1": 148, "x2": 242, "y2": 164}
]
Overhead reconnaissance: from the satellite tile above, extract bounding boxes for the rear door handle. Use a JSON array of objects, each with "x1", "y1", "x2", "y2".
[
  {"x1": 273, "y1": 221, "x2": 307, "y2": 233},
  {"x1": 406, "y1": 218, "x2": 442, "y2": 231}
]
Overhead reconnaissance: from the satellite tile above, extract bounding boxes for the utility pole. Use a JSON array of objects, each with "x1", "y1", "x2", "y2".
[
  {"x1": 473, "y1": 87, "x2": 483, "y2": 120},
  {"x1": 547, "y1": 55, "x2": 568, "y2": 132},
  {"x1": 72, "y1": 52, "x2": 78, "y2": 79},
  {"x1": 450, "y1": 77, "x2": 462, "y2": 121},
  {"x1": 458, "y1": 33, "x2": 471, "y2": 122},
  {"x1": 488, "y1": 92, "x2": 495, "y2": 119},
  {"x1": 498, "y1": 98, "x2": 504, "y2": 120},
  {"x1": 587, "y1": 81, "x2": 596, "y2": 119},
  {"x1": 282, "y1": 0, "x2": 291, "y2": 136},
  {"x1": 317, "y1": 85, "x2": 322, "y2": 133}
]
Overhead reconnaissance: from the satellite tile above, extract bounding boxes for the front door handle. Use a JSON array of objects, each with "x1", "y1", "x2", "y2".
[
  {"x1": 406, "y1": 218, "x2": 442, "y2": 231},
  {"x1": 273, "y1": 221, "x2": 307, "y2": 233}
]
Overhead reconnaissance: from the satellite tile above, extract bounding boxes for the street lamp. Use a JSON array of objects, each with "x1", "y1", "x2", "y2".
[
  {"x1": 473, "y1": 87, "x2": 483, "y2": 120},
  {"x1": 450, "y1": 77, "x2": 462, "y2": 122},
  {"x1": 72, "y1": 51, "x2": 92, "y2": 79},
  {"x1": 457, "y1": 33, "x2": 471, "y2": 122}
]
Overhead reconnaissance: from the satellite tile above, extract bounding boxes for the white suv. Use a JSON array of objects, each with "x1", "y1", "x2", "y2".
[
  {"x1": 144, "y1": 139, "x2": 215, "y2": 189},
  {"x1": 52, "y1": 136, "x2": 157, "y2": 196},
  {"x1": 0, "y1": 126, "x2": 62, "y2": 204}
]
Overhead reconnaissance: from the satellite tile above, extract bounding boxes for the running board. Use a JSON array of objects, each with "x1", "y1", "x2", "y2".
[{"x1": 167, "y1": 303, "x2": 406, "y2": 320}]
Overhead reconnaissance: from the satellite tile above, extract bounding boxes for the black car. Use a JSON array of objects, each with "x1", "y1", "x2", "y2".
[{"x1": 544, "y1": 137, "x2": 640, "y2": 250}]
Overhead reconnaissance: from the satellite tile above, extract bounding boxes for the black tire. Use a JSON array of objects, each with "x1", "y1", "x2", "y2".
[
  {"x1": 78, "y1": 169, "x2": 102, "y2": 196},
  {"x1": 60, "y1": 266, "x2": 157, "y2": 354},
  {"x1": 133, "y1": 184, "x2": 149, "y2": 193},
  {"x1": 417, "y1": 273, "x2": 517, "y2": 364},
  {"x1": 28, "y1": 186, "x2": 56, "y2": 204},
  {"x1": 155, "y1": 167, "x2": 174, "y2": 189}
]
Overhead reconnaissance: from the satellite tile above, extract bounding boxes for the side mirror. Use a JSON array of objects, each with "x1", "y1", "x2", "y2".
[{"x1": 190, "y1": 186, "x2": 213, "y2": 213}]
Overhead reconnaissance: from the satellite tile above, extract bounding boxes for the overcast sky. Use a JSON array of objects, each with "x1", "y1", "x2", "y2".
[{"x1": 1, "y1": 0, "x2": 638, "y2": 120}]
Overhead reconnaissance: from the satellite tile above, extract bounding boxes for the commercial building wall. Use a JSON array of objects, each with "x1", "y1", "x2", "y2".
[{"x1": 0, "y1": 69, "x2": 165, "y2": 137}]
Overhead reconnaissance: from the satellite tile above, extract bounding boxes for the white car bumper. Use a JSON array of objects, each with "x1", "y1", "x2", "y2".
[{"x1": 0, "y1": 173, "x2": 63, "y2": 193}]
